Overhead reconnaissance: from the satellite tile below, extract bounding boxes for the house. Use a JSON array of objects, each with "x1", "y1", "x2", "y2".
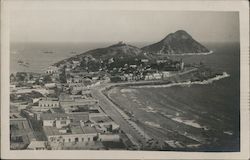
[
  {"x1": 162, "y1": 71, "x2": 171, "y2": 78},
  {"x1": 46, "y1": 66, "x2": 59, "y2": 74},
  {"x1": 27, "y1": 80, "x2": 36, "y2": 84},
  {"x1": 141, "y1": 59, "x2": 149, "y2": 63},
  {"x1": 72, "y1": 60, "x2": 80, "y2": 66},
  {"x1": 144, "y1": 74, "x2": 154, "y2": 80},
  {"x1": 152, "y1": 73, "x2": 162, "y2": 79},
  {"x1": 129, "y1": 65, "x2": 137, "y2": 68},
  {"x1": 10, "y1": 84, "x2": 16, "y2": 91},
  {"x1": 156, "y1": 59, "x2": 167, "y2": 64}
]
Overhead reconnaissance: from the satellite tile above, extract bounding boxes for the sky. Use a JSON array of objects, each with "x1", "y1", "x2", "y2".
[{"x1": 8, "y1": 2, "x2": 240, "y2": 43}]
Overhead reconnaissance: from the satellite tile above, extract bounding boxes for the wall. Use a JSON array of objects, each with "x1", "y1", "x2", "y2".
[
  {"x1": 98, "y1": 134, "x2": 120, "y2": 142},
  {"x1": 43, "y1": 120, "x2": 54, "y2": 127},
  {"x1": 47, "y1": 133, "x2": 97, "y2": 143},
  {"x1": 55, "y1": 119, "x2": 70, "y2": 128}
]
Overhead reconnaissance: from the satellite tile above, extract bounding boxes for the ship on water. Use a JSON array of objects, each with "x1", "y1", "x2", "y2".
[{"x1": 43, "y1": 50, "x2": 54, "y2": 54}]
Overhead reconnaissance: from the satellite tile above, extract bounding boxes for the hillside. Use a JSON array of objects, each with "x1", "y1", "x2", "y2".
[
  {"x1": 141, "y1": 30, "x2": 210, "y2": 55},
  {"x1": 53, "y1": 42, "x2": 146, "y2": 67},
  {"x1": 82, "y1": 42, "x2": 145, "y2": 60}
]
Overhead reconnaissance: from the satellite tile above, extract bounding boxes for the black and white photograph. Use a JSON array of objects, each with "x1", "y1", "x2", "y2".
[{"x1": 1, "y1": 0, "x2": 249, "y2": 159}]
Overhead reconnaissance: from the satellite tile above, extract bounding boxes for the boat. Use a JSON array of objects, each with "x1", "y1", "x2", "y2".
[
  {"x1": 18, "y1": 60, "x2": 24, "y2": 64},
  {"x1": 43, "y1": 51, "x2": 54, "y2": 54}
]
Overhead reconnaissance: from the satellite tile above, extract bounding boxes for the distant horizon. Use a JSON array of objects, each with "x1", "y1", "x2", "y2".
[{"x1": 9, "y1": 3, "x2": 239, "y2": 44}]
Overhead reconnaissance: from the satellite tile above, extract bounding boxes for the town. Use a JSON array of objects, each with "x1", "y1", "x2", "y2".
[{"x1": 10, "y1": 53, "x2": 207, "y2": 150}]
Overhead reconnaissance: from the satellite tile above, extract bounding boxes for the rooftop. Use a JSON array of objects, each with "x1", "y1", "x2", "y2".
[
  {"x1": 43, "y1": 125, "x2": 97, "y2": 136},
  {"x1": 27, "y1": 141, "x2": 46, "y2": 149},
  {"x1": 40, "y1": 113, "x2": 69, "y2": 120},
  {"x1": 90, "y1": 116, "x2": 112, "y2": 123},
  {"x1": 43, "y1": 126, "x2": 60, "y2": 136},
  {"x1": 81, "y1": 126, "x2": 97, "y2": 134}
]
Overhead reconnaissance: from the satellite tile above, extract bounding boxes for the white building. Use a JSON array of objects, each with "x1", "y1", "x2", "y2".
[
  {"x1": 46, "y1": 66, "x2": 59, "y2": 74},
  {"x1": 162, "y1": 71, "x2": 171, "y2": 78},
  {"x1": 98, "y1": 134, "x2": 120, "y2": 142},
  {"x1": 43, "y1": 126, "x2": 98, "y2": 144},
  {"x1": 45, "y1": 83, "x2": 56, "y2": 89},
  {"x1": 38, "y1": 98, "x2": 59, "y2": 108},
  {"x1": 141, "y1": 59, "x2": 149, "y2": 63},
  {"x1": 40, "y1": 113, "x2": 70, "y2": 128}
]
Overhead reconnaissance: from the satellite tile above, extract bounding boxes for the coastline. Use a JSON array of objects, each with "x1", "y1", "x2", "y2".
[
  {"x1": 130, "y1": 72, "x2": 229, "y2": 89},
  {"x1": 167, "y1": 50, "x2": 213, "y2": 56}
]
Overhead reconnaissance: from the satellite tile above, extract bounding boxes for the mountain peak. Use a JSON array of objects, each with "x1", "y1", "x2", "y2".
[
  {"x1": 142, "y1": 30, "x2": 209, "y2": 54},
  {"x1": 162, "y1": 30, "x2": 192, "y2": 42},
  {"x1": 174, "y1": 30, "x2": 189, "y2": 35},
  {"x1": 109, "y1": 41, "x2": 127, "y2": 48}
]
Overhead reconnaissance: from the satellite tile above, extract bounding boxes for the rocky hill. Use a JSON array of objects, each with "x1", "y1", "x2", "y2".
[
  {"x1": 141, "y1": 30, "x2": 210, "y2": 55},
  {"x1": 83, "y1": 42, "x2": 145, "y2": 60}
]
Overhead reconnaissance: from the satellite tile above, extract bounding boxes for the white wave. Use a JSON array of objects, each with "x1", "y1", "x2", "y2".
[
  {"x1": 171, "y1": 117, "x2": 202, "y2": 128},
  {"x1": 139, "y1": 106, "x2": 158, "y2": 113},
  {"x1": 132, "y1": 72, "x2": 230, "y2": 89},
  {"x1": 223, "y1": 131, "x2": 233, "y2": 136},
  {"x1": 145, "y1": 121, "x2": 161, "y2": 128},
  {"x1": 120, "y1": 88, "x2": 137, "y2": 93}
]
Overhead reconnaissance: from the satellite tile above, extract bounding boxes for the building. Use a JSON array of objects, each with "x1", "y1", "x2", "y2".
[
  {"x1": 59, "y1": 96, "x2": 99, "y2": 112},
  {"x1": 39, "y1": 112, "x2": 89, "y2": 128},
  {"x1": 144, "y1": 72, "x2": 163, "y2": 80},
  {"x1": 44, "y1": 83, "x2": 56, "y2": 89},
  {"x1": 43, "y1": 125, "x2": 98, "y2": 144},
  {"x1": 46, "y1": 66, "x2": 59, "y2": 74},
  {"x1": 38, "y1": 97, "x2": 59, "y2": 108},
  {"x1": 14, "y1": 87, "x2": 49, "y2": 95},
  {"x1": 90, "y1": 116, "x2": 120, "y2": 133},
  {"x1": 162, "y1": 71, "x2": 171, "y2": 78},
  {"x1": 156, "y1": 59, "x2": 168, "y2": 64},
  {"x1": 10, "y1": 114, "x2": 35, "y2": 149},
  {"x1": 141, "y1": 59, "x2": 149, "y2": 63},
  {"x1": 40, "y1": 113, "x2": 71, "y2": 128},
  {"x1": 98, "y1": 134, "x2": 120, "y2": 142}
]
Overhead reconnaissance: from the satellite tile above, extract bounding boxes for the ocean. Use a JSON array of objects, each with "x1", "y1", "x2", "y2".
[
  {"x1": 10, "y1": 42, "x2": 240, "y2": 151},
  {"x1": 10, "y1": 42, "x2": 114, "y2": 73}
]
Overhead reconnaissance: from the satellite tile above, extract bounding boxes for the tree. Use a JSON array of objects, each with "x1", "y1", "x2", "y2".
[
  {"x1": 59, "y1": 66, "x2": 67, "y2": 83},
  {"x1": 43, "y1": 75, "x2": 52, "y2": 83}
]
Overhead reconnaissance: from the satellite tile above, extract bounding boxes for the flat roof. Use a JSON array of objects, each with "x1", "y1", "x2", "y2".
[
  {"x1": 43, "y1": 126, "x2": 60, "y2": 136},
  {"x1": 40, "y1": 113, "x2": 68, "y2": 120},
  {"x1": 90, "y1": 116, "x2": 112, "y2": 123},
  {"x1": 71, "y1": 126, "x2": 84, "y2": 134},
  {"x1": 27, "y1": 141, "x2": 46, "y2": 149},
  {"x1": 81, "y1": 126, "x2": 97, "y2": 134}
]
